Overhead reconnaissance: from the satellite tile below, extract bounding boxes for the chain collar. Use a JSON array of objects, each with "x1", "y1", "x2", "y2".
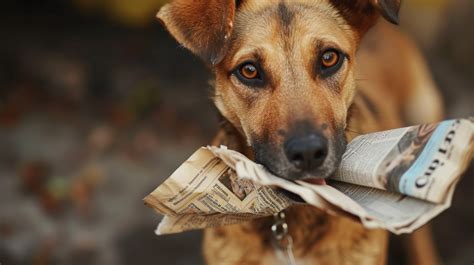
[{"x1": 271, "y1": 211, "x2": 296, "y2": 265}]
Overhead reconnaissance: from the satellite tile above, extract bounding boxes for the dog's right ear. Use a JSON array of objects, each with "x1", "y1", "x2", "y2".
[{"x1": 157, "y1": 0, "x2": 236, "y2": 65}]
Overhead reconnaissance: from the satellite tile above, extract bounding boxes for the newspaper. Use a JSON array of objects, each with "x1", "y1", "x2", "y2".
[{"x1": 144, "y1": 118, "x2": 474, "y2": 235}]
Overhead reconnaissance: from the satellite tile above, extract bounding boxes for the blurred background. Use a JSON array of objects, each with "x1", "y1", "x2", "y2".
[{"x1": 0, "y1": 0, "x2": 472, "y2": 264}]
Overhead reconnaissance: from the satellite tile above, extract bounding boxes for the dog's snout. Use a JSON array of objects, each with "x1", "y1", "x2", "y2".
[{"x1": 284, "y1": 134, "x2": 328, "y2": 172}]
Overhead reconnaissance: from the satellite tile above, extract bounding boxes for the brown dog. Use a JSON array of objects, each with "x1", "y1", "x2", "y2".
[{"x1": 157, "y1": 0, "x2": 444, "y2": 264}]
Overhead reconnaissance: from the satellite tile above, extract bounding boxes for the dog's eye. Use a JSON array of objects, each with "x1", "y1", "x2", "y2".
[
  {"x1": 240, "y1": 64, "x2": 259, "y2": 79},
  {"x1": 322, "y1": 51, "x2": 339, "y2": 68},
  {"x1": 233, "y1": 62, "x2": 265, "y2": 87},
  {"x1": 319, "y1": 49, "x2": 345, "y2": 77}
]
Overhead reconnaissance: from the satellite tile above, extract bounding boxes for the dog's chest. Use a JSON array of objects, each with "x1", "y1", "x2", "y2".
[{"x1": 204, "y1": 206, "x2": 388, "y2": 265}]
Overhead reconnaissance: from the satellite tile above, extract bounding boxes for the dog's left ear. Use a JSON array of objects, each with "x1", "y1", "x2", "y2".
[
  {"x1": 157, "y1": 0, "x2": 236, "y2": 65},
  {"x1": 331, "y1": 0, "x2": 401, "y2": 38},
  {"x1": 370, "y1": 0, "x2": 401, "y2": 25}
]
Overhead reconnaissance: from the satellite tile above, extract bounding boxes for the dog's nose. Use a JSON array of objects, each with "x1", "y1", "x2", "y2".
[{"x1": 284, "y1": 134, "x2": 328, "y2": 171}]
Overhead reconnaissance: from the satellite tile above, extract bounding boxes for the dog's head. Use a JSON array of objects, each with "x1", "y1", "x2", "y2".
[{"x1": 158, "y1": 0, "x2": 400, "y2": 181}]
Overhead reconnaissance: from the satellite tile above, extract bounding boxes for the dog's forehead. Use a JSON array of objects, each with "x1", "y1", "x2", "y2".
[{"x1": 228, "y1": 0, "x2": 354, "y2": 62}]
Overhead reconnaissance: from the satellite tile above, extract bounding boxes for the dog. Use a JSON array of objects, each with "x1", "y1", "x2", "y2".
[{"x1": 157, "y1": 0, "x2": 444, "y2": 264}]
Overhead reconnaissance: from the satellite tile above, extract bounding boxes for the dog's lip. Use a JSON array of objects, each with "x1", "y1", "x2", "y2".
[{"x1": 301, "y1": 178, "x2": 327, "y2": 185}]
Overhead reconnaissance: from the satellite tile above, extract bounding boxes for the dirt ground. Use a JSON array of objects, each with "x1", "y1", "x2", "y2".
[{"x1": 0, "y1": 1, "x2": 472, "y2": 265}]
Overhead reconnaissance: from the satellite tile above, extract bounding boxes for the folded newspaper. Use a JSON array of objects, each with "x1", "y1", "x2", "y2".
[{"x1": 144, "y1": 118, "x2": 473, "y2": 235}]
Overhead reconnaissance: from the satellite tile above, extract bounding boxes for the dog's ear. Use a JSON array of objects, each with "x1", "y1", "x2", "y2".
[
  {"x1": 370, "y1": 0, "x2": 401, "y2": 25},
  {"x1": 331, "y1": 0, "x2": 401, "y2": 38},
  {"x1": 157, "y1": 0, "x2": 236, "y2": 65}
]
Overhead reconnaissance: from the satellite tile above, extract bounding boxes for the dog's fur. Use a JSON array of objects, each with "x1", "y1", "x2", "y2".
[{"x1": 157, "y1": 0, "x2": 444, "y2": 264}]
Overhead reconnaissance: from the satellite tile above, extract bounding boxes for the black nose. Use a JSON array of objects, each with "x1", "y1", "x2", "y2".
[{"x1": 284, "y1": 134, "x2": 328, "y2": 171}]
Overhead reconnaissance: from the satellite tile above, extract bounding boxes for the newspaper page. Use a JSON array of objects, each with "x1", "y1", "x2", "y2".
[
  {"x1": 143, "y1": 148, "x2": 291, "y2": 235},
  {"x1": 332, "y1": 119, "x2": 473, "y2": 203},
  {"x1": 144, "y1": 118, "x2": 473, "y2": 235}
]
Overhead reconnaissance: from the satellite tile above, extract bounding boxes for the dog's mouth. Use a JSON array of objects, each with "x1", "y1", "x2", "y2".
[
  {"x1": 252, "y1": 129, "x2": 346, "y2": 185},
  {"x1": 255, "y1": 152, "x2": 335, "y2": 186},
  {"x1": 262, "y1": 161, "x2": 330, "y2": 186}
]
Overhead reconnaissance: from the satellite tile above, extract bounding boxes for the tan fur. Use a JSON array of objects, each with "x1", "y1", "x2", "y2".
[
  {"x1": 214, "y1": 0, "x2": 355, "y2": 143},
  {"x1": 157, "y1": 0, "x2": 443, "y2": 264}
]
